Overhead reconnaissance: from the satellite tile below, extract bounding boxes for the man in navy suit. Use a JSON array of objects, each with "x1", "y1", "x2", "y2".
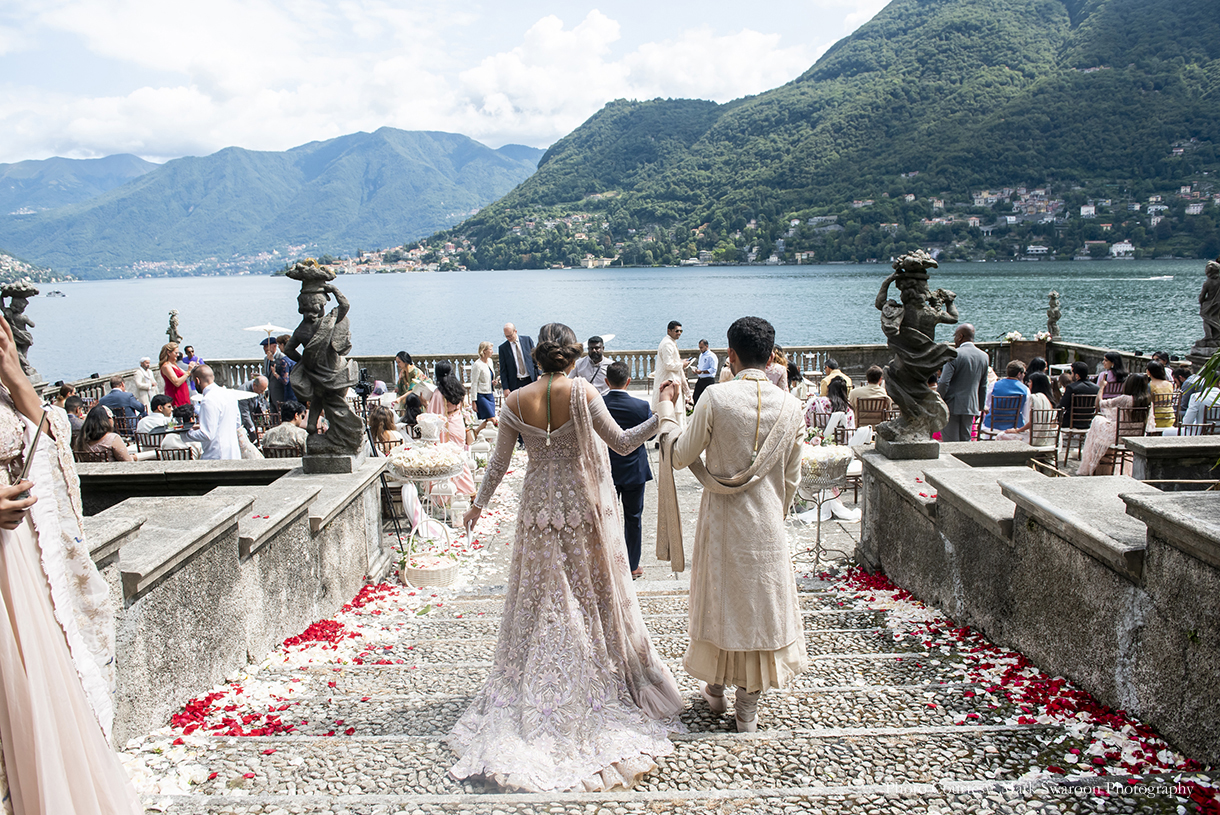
[
  {"x1": 602, "y1": 361, "x2": 654, "y2": 579},
  {"x1": 498, "y1": 322, "x2": 537, "y2": 395}
]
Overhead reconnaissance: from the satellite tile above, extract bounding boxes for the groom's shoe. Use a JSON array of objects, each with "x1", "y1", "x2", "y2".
[
  {"x1": 700, "y1": 683, "x2": 727, "y2": 715},
  {"x1": 735, "y1": 714, "x2": 758, "y2": 733},
  {"x1": 734, "y1": 687, "x2": 761, "y2": 733}
]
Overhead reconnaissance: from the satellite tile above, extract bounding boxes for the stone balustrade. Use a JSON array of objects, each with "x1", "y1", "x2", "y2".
[{"x1": 858, "y1": 440, "x2": 1220, "y2": 765}]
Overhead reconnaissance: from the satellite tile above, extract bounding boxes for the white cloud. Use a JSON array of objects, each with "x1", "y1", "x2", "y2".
[{"x1": 0, "y1": 1, "x2": 875, "y2": 163}]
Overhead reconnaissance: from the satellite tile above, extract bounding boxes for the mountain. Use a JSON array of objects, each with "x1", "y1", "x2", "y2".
[
  {"x1": 0, "y1": 247, "x2": 65, "y2": 285},
  {"x1": 0, "y1": 154, "x2": 157, "y2": 215},
  {"x1": 0, "y1": 130, "x2": 544, "y2": 277},
  {"x1": 422, "y1": 0, "x2": 1220, "y2": 268}
]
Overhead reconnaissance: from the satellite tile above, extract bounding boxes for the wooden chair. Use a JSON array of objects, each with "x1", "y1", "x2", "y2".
[
  {"x1": 373, "y1": 439, "x2": 401, "y2": 457},
  {"x1": 854, "y1": 398, "x2": 891, "y2": 428},
  {"x1": 1062, "y1": 394, "x2": 1097, "y2": 459},
  {"x1": 1101, "y1": 380, "x2": 1124, "y2": 399},
  {"x1": 1103, "y1": 406, "x2": 1150, "y2": 475},
  {"x1": 261, "y1": 445, "x2": 301, "y2": 459},
  {"x1": 112, "y1": 414, "x2": 138, "y2": 440},
  {"x1": 1027, "y1": 408, "x2": 1062, "y2": 469},
  {"x1": 133, "y1": 431, "x2": 162, "y2": 452},
  {"x1": 156, "y1": 447, "x2": 195, "y2": 461},
  {"x1": 1151, "y1": 391, "x2": 1175, "y2": 430},
  {"x1": 1176, "y1": 423, "x2": 1216, "y2": 437},
  {"x1": 978, "y1": 395, "x2": 1024, "y2": 440},
  {"x1": 73, "y1": 448, "x2": 114, "y2": 463}
]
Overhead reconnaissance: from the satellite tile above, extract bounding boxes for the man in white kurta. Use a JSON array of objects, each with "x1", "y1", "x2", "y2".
[
  {"x1": 656, "y1": 316, "x2": 807, "y2": 732},
  {"x1": 651, "y1": 320, "x2": 692, "y2": 429}
]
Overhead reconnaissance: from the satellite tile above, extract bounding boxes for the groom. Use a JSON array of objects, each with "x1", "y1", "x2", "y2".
[{"x1": 655, "y1": 316, "x2": 807, "y2": 732}]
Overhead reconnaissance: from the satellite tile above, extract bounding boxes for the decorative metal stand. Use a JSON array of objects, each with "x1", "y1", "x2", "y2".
[{"x1": 797, "y1": 455, "x2": 854, "y2": 571}]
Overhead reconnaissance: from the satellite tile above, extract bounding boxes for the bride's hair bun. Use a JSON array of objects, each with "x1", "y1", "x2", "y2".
[{"x1": 532, "y1": 322, "x2": 583, "y2": 373}]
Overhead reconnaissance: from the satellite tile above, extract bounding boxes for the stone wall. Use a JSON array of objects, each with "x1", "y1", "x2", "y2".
[
  {"x1": 86, "y1": 459, "x2": 392, "y2": 743},
  {"x1": 860, "y1": 443, "x2": 1220, "y2": 765}
]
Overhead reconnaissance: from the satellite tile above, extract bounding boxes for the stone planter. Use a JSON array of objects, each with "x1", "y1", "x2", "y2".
[{"x1": 1006, "y1": 340, "x2": 1047, "y2": 366}]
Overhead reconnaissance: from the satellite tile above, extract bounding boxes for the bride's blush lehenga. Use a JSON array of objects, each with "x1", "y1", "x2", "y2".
[
  {"x1": 448, "y1": 381, "x2": 685, "y2": 792},
  {"x1": 0, "y1": 389, "x2": 143, "y2": 814}
]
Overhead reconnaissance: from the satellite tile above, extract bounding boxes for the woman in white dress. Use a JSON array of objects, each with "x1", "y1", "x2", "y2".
[
  {"x1": 0, "y1": 316, "x2": 142, "y2": 814},
  {"x1": 471, "y1": 342, "x2": 498, "y2": 422},
  {"x1": 452, "y1": 323, "x2": 684, "y2": 792}
]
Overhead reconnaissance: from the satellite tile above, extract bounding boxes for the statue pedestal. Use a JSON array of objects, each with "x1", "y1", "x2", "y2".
[
  {"x1": 876, "y1": 437, "x2": 940, "y2": 460},
  {"x1": 302, "y1": 446, "x2": 369, "y2": 474},
  {"x1": 1188, "y1": 343, "x2": 1218, "y2": 369}
]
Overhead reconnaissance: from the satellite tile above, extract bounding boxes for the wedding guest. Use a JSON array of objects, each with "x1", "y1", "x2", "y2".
[
  {"x1": 765, "y1": 345, "x2": 789, "y2": 390},
  {"x1": 98, "y1": 374, "x2": 147, "y2": 422},
  {"x1": 160, "y1": 342, "x2": 194, "y2": 407},
  {"x1": 997, "y1": 372, "x2": 1055, "y2": 443},
  {"x1": 65, "y1": 395, "x2": 86, "y2": 446},
  {"x1": 571, "y1": 335, "x2": 611, "y2": 395},
  {"x1": 787, "y1": 361, "x2": 813, "y2": 400},
  {"x1": 651, "y1": 320, "x2": 690, "y2": 427},
  {"x1": 1181, "y1": 383, "x2": 1220, "y2": 428},
  {"x1": 819, "y1": 357, "x2": 851, "y2": 396},
  {"x1": 1176, "y1": 365, "x2": 1203, "y2": 410},
  {"x1": 181, "y1": 345, "x2": 204, "y2": 393},
  {"x1": 694, "y1": 339, "x2": 718, "y2": 404},
  {"x1": 238, "y1": 375, "x2": 270, "y2": 440},
  {"x1": 1146, "y1": 360, "x2": 1175, "y2": 429},
  {"x1": 394, "y1": 351, "x2": 431, "y2": 411},
  {"x1": 400, "y1": 392, "x2": 425, "y2": 436},
  {"x1": 848, "y1": 365, "x2": 890, "y2": 410},
  {"x1": 1078, "y1": 373, "x2": 1154, "y2": 475},
  {"x1": 163, "y1": 404, "x2": 203, "y2": 457},
  {"x1": 806, "y1": 375, "x2": 855, "y2": 430},
  {"x1": 938, "y1": 324, "x2": 990, "y2": 441},
  {"x1": 982, "y1": 361, "x2": 1029, "y2": 433},
  {"x1": 274, "y1": 334, "x2": 296, "y2": 404},
  {"x1": 368, "y1": 404, "x2": 404, "y2": 447},
  {"x1": 471, "y1": 341, "x2": 498, "y2": 420},
  {"x1": 133, "y1": 357, "x2": 157, "y2": 410},
  {"x1": 656, "y1": 316, "x2": 807, "y2": 733},
  {"x1": 1057, "y1": 361, "x2": 1100, "y2": 428},
  {"x1": 260, "y1": 400, "x2": 309, "y2": 452},
  {"x1": 50, "y1": 382, "x2": 75, "y2": 409},
  {"x1": 74, "y1": 406, "x2": 134, "y2": 461},
  {"x1": 0, "y1": 315, "x2": 144, "y2": 815},
  {"x1": 137, "y1": 394, "x2": 174, "y2": 434},
  {"x1": 260, "y1": 338, "x2": 287, "y2": 407},
  {"x1": 185, "y1": 365, "x2": 242, "y2": 460},
  {"x1": 498, "y1": 322, "x2": 537, "y2": 397},
  {"x1": 1096, "y1": 351, "x2": 1127, "y2": 395},
  {"x1": 427, "y1": 361, "x2": 477, "y2": 500},
  {"x1": 454, "y1": 323, "x2": 681, "y2": 790},
  {"x1": 602, "y1": 361, "x2": 653, "y2": 579}
]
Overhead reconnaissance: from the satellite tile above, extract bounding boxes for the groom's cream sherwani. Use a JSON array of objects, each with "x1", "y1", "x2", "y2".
[{"x1": 656, "y1": 367, "x2": 807, "y2": 692}]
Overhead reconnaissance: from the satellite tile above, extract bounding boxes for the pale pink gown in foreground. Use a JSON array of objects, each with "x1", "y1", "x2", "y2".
[
  {"x1": 0, "y1": 390, "x2": 142, "y2": 815},
  {"x1": 448, "y1": 381, "x2": 683, "y2": 792}
]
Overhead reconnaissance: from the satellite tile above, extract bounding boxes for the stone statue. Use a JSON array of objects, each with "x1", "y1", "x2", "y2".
[
  {"x1": 282, "y1": 260, "x2": 363, "y2": 457},
  {"x1": 1, "y1": 280, "x2": 39, "y2": 379},
  {"x1": 167, "y1": 310, "x2": 183, "y2": 345},
  {"x1": 1192, "y1": 259, "x2": 1220, "y2": 357},
  {"x1": 873, "y1": 250, "x2": 958, "y2": 443},
  {"x1": 1046, "y1": 291, "x2": 1061, "y2": 339}
]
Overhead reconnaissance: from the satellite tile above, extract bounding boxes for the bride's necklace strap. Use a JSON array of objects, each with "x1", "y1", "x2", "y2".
[{"x1": 545, "y1": 372, "x2": 558, "y2": 446}]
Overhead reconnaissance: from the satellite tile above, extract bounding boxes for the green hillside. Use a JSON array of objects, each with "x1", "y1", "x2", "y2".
[
  {"x1": 420, "y1": 0, "x2": 1220, "y2": 268},
  {"x1": 0, "y1": 154, "x2": 156, "y2": 215},
  {"x1": 0, "y1": 130, "x2": 543, "y2": 277}
]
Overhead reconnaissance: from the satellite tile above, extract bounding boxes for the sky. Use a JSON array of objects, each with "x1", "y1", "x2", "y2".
[{"x1": 0, "y1": 0, "x2": 888, "y2": 165}]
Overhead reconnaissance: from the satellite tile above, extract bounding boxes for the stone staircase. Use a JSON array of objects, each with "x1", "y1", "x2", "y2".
[{"x1": 132, "y1": 572, "x2": 1217, "y2": 815}]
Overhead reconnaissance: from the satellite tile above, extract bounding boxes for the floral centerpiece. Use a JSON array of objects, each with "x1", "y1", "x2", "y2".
[
  {"x1": 1033, "y1": 330, "x2": 1052, "y2": 342},
  {"x1": 1001, "y1": 331, "x2": 1026, "y2": 343},
  {"x1": 397, "y1": 528, "x2": 460, "y2": 587},
  {"x1": 799, "y1": 442, "x2": 854, "y2": 491},
  {"x1": 387, "y1": 441, "x2": 465, "y2": 480}
]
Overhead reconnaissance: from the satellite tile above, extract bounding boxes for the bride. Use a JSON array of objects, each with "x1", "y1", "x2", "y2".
[{"x1": 451, "y1": 322, "x2": 684, "y2": 792}]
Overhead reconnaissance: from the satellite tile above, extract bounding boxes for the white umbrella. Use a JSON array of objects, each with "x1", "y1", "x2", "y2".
[
  {"x1": 598, "y1": 333, "x2": 616, "y2": 344},
  {"x1": 244, "y1": 323, "x2": 291, "y2": 339}
]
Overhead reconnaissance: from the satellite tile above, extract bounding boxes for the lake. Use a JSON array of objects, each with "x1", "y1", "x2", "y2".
[{"x1": 26, "y1": 259, "x2": 1208, "y2": 381}]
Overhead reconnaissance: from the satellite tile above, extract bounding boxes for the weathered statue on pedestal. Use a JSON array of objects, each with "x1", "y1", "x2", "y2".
[
  {"x1": 282, "y1": 260, "x2": 364, "y2": 459},
  {"x1": 167, "y1": 310, "x2": 183, "y2": 345},
  {"x1": 873, "y1": 250, "x2": 958, "y2": 450},
  {"x1": 1047, "y1": 291, "x2": 1061, "y2": 339},
  {"x1": 2, "y1": 280, "x2": 40, "y2": 380},
  {"x1": 1191, "y1": 259, "x2": 1220, "y2": 359}
]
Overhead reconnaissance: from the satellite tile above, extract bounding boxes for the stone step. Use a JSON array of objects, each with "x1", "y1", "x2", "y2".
[
  {"x1": 144, "y1": 776, "x2": 1204, "y2": 815},
  {"x1": 259, "y1": 653, "x2": 960, "y2": 698},
  {"x1": 144, "y1": 725, "x2": 1067, "y2": 799},
  {"x1": 348, "y1": 609, "x2": 888, "y2": 641},
  {"x1": 198, "y1": 682, "x2": 1007, "y2": 739},
  {"x1": 412, "y1": 589, "x2": 848, "y2": 620},
  {"x1": 374, "y1": 629, "x2": 921, "y2": 667}
]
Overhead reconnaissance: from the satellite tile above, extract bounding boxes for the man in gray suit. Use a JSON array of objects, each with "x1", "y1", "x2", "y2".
[{"x1": 938, "y1": 323, "x2": 990, "y2": 441}]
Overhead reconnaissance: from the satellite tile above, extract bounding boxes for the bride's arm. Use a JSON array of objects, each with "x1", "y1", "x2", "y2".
[{"x1": 588, "y1": 395, "x2": 658, "y2": 456}]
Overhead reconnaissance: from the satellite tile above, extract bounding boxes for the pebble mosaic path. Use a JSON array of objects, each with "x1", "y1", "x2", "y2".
[{"x1": 125, "y1": 450, "x2": 1218, "y2": 814}]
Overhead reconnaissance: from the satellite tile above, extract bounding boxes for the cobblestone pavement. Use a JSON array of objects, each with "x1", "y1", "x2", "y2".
[{"x1": 127, "y1": 449, "x2": 1218, "y2": 814}]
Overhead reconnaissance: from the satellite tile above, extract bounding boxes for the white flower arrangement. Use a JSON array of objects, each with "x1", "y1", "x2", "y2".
[
  {"x1": 799, "y1": 443, "x2": 854, "y2": 484},
  {"x1": 1001, "y1": 331, "x2": 1026, "y2": 343},
  {"x1": 388, "y1": 441, "x2": 465, "y2": 479},
  {"x1": 1033, "y1": 330, "x2": 1052, "y2": 342}
]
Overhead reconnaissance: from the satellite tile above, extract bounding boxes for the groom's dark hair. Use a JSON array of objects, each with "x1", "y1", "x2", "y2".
[{"x1": 727, "y1": 317, "x2": 774, "y2": 368}]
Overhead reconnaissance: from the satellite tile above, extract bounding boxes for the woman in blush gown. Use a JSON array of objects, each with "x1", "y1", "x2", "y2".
[
  {"x1": 0, "y1": 315, "x2": 142, "y2": 814},
  {"x1": 426, "y1": 361, "x2": 477, "y2": 499},
  {"x1": 1078, "y1": 373, "x2": 1155, "y2": 476},
  {"x1": 451, "y1": 323, "x2": 684, "y2": 793}
]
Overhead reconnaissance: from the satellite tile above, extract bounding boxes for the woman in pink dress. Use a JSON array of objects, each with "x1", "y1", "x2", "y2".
[
  {"x1": 1078, "y1": 373, "x2": 1155, "y2": 476},
  {"x1": 0, "y1": 316, "x2": 143, "y2": 814},
  {"x1": 426, "y1": 361, "x2": 477, "y2": 499}
]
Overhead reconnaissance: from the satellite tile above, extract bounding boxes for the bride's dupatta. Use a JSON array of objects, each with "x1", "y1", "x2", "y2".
[{"x1": 568, "y1": 383, "x2": 684, "y2": 722}]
